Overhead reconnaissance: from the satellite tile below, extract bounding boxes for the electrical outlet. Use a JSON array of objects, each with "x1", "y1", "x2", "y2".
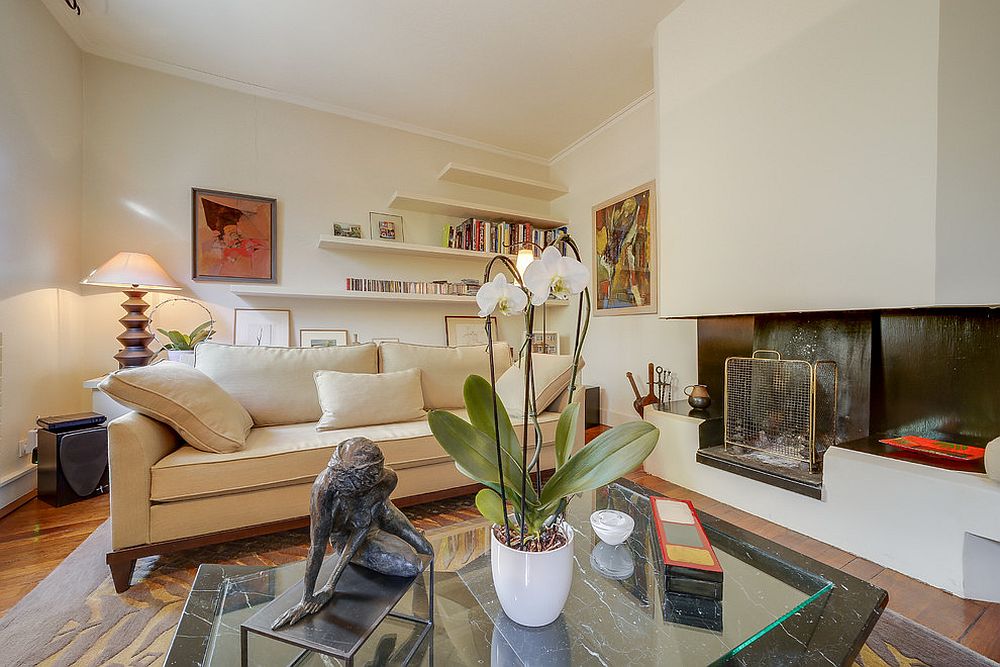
[{"x1": 18, "y1": 429, "x2": 37, "y2": 458}]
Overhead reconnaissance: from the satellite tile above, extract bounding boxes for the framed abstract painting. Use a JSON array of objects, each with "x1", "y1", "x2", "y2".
[
  {"x1": 592, "y1": 182, "x2": 656, "y2": 316},
  {"x1": 192, "y1": 188, "x2": 277, "y2": 282}
]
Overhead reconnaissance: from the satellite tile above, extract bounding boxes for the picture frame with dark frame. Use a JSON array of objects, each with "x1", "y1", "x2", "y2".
[
  {"x1": 299, "y1": 328, "x2": 350, "y2": 348},
  {"x1": 592, "y1": 181, "x2": 656, "y2": 316},
  {"x1": 233, "y1": 308, "x2": 290, "y2": 347},
  {"x1": 369, "y1": 212, "x2": 404, "y2": 243},
  {"x1": 445, "y1": 315, "x2": 498, "y2": 347},
  {"x1": 192, "y1": 188, "x2": 277, "y2": 283}
]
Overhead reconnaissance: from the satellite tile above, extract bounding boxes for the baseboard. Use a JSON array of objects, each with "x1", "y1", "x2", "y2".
[
  {"x1": 0, "y1": 465, "x2": 37, "y2": 518},
  {"x1": 601, "y1": 408, "x2": 639, "y2": 427}
]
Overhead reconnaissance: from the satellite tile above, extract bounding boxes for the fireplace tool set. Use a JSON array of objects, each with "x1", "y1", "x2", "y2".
[{"x1": 626, "y1": 363, "x2": 675, "y2": 417}]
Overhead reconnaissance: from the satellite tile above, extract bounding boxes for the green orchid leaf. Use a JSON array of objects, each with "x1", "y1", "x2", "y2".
[
  {"x1": 427, "y1": 410, "x2": 537, "y2": 505},
  {"x1": 463, "y1": 374, "x2": 521, "y2": 465},
  {"x1": 189, "y1": 320, "x2": 213, "y2": 338},
  {"x1": 475, "y1": 488, "x2": 507, "y2": 526},
  {"x1": 164, "y1": 330, "x2": 190, "y2": 349},
  {"x1": 554, "y1": 402, "x2": 580, "y2": 469},
  {"x1": 540, "y1": 421, "x2": 659, "y2": 506}
]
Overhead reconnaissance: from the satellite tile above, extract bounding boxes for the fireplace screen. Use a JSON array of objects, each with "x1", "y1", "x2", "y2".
[{"x1": 724, "y1": 350, "x2": 838, "y2": 472}]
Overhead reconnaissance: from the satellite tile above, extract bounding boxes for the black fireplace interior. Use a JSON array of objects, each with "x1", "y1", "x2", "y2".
[{"x1": 684, "y1": 307, "x2": 1000, "y2": 497}]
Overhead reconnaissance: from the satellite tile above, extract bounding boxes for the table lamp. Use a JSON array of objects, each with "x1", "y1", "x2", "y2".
[{"x1": 81, "y1": 252, "x2": 181, "y2": 368}]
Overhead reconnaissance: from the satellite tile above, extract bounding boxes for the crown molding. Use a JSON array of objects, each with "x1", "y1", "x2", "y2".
[
  {"x1": 82, "y1": 46, "x2": 553, "y2": 166},
  {"x1": 548, "y1": 90, "x2": 655, "y2": 164}
]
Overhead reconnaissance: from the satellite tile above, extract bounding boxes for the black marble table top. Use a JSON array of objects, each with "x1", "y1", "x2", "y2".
[{"x1": 165, "y1": 480, "x2": 886, "y2": 666}]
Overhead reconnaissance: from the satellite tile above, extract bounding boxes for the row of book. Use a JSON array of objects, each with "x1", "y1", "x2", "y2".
[
  {"x1": 345, "y1": 277, "x2": 482, "y2": 296},
  {"x1": 443, "y1": 219, "x2": 569, "y2": 255}
]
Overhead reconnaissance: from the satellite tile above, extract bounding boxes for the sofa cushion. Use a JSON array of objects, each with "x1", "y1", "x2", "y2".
[
  {"x1": 496, "y1": 354, "x2": 583, "y2": 419},
  {"x1": 149, "y1": 410, "x2": 560, "y2": 502},
  {"x1": 195, "y1": 341, "x2": 378, "y2": 426},
  {"x1": 379, "y1": 342, "x2": 512, "y2": 409},
  {"x1": 315, "y1": 368, "x2": 425, "y2": 430},
  {"x1": 100, "y1": 361, "x2": 252, "y2": 454}
]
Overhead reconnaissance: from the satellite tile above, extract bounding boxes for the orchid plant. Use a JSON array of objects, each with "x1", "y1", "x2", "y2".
[{"x1": 428, "y1": 235, "x2": 659, "y2": 552}]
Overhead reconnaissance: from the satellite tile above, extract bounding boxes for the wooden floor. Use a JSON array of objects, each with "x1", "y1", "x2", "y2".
[{"x1": 0, "y1": 426, "x2": 996, "y2": 662}]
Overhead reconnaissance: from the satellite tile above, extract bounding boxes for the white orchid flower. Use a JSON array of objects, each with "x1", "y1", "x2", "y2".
[
  {"x1": 477, "y1": 273, "x2": 528, "y2": 317},
  {"x1": 521, "y1": 246, "x2": 589, "y2": 306}
]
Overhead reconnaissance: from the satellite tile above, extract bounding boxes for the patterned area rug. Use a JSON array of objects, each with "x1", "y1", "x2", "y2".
[{"x1": 0, "y1": 495, "x2": 993, "y2": 667}]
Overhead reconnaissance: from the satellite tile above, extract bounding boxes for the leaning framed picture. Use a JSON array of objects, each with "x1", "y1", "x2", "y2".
[
  {"x1": 193, "y1": 188, "x2": 277, "y2": 282},
  {"x1": 593, "y1": 182, "x2": 656, "y2": 316},
  {"x1": 299, "y1": 329, "x2": 350, "y2": 348},
  {"x1": 332, "y1": 222, "x2": 363, "y2": 239},
  {"x1": 531, "y1": 331, "x2": 560, "y2": 355},
  {"x1": 233, "y1": 308, "x2": 290, "y2": 347},
  {"x1": 445, "y1": 315, "x2": 498, "y2": 347},
  {"x1": 370, "y1": 212, "x2": 404, "y2": 243}
]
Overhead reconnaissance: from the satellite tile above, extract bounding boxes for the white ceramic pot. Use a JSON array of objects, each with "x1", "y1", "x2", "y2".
[
  {"x1": 490, "y1": 522, "x2": 575, "y2": 627},
  {"x1": 167, "y1": 350, "x2": 196, "y2": 366}
]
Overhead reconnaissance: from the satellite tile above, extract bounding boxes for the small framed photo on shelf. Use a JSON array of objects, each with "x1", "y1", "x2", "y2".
[
  {"x1": 531, "y1": 332, "x2": 560, "y2": 355},
  {"x1": 332, "y1": 222, "x2": 364, "y2": 239},
  {"x1": 370, "y1": 212, "x2": 404, "y2": 243},
  {"x1": 300, "y1": 329, "x2": 350, "y2": 347},
  {"x1": 446, "y1": 315, "x2": 498, "y2": 347},
  {"x1": 234, "y1": 308, "x2": 290, "y2": 347}
]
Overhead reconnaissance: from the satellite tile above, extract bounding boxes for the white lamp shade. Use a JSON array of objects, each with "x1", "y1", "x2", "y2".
[
  {"x1": 515, "y1": 248, "x2": 535, "y2": 277},
  {"x1": 81, "y1": 252, "x2": 181, "y2": 290}
]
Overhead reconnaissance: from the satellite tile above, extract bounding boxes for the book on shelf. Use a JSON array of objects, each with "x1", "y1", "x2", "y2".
[
  {"x1": 346, "y1": 277, "x2": 481, "y2": 296},
  {"x1": 442, "y1": 218, "x2": 569, "y2": 256}
]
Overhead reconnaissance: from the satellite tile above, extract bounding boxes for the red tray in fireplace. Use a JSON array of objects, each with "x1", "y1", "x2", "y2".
[{"x1": 879, "y1": 435, "x2": 986, "y2": 461}]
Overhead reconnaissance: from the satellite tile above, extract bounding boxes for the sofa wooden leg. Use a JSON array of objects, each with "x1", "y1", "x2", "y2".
[{"x1": 108, "y1": 555, "x2": 137, "y2": 593}]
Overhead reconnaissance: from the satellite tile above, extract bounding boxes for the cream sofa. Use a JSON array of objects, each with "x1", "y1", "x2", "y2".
[{"x1": 104, "y1": 341, "x2": 583, "y2": 592}]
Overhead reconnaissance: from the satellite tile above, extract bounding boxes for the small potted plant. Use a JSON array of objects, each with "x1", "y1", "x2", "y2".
[
  {"x1": 157, "y1": 320, "x2": 214, "y2": 365},
  {"x1": 429, "y1": 238, "x2": 659, "y2": 627}
]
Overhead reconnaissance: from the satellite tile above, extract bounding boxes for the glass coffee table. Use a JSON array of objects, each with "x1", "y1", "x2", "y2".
[{"x1": 165, "y1": 480, "x2": 886, "y2": 666}]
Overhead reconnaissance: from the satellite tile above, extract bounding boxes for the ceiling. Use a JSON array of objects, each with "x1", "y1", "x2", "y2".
[{"x1": 42, "y1": 0, "x2": 682, "y2": 162}]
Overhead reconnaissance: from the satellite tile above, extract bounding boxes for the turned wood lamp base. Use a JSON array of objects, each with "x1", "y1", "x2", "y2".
[{"x1": 115, "y1": 288, "x2": 156, "y2": 368}]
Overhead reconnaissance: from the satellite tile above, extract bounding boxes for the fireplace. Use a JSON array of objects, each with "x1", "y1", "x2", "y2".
[{"x1": 681, "y1": 308, "x2": 999, "y2": 498}]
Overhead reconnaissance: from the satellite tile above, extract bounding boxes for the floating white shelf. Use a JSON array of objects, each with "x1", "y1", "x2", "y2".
[
  {"x1": 437, "y1": 162, "x2": 568, "y2": 201},
  {"x1": 230, "y1": 284, "x2": 569, "y2": 306},
  {"x1": 387, "y1": 191, "x2": 568, "y2": 229},
  {"x1": 317, "y1": 234, "x2": 497, "y2": 261}
]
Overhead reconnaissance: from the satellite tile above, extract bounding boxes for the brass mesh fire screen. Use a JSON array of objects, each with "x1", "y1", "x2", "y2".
[{"x1": 724, "y1": 350, "x2": 838, "y2": 473}]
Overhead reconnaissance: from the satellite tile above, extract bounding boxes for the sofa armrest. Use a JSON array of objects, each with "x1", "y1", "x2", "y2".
[{"x1": 108, "y1": 411, "x2": 180, "y2": 550}]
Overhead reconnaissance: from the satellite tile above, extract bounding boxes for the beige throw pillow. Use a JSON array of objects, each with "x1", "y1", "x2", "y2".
[
  {"x1": 315, "y1": 369, "x2": 426, "y2": 430},
  {"x1": 99, "y1": 361, "x2": 253, "y2": 454},
  {"x1": 496, "y1": 354, "x2": 583, "y2": 419},
  {"x1": 195, "y1": 342, "x2": 378, "y2": 426},
  {"x1": 379, "y1": 342, "x2": 512, "y2": 409}
]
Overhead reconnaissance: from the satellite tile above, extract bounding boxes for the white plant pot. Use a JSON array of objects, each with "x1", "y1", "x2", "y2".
[
  {"x1": 490, "y1": 522, "x2": 575, "y2": 627},
  {"x1": 167, "y1": 350, "x2": 195, "y2": 366}
]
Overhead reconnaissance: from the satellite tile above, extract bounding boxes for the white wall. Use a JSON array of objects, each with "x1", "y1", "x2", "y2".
[
  {"x1": 0, "y1": 1, "x2": 86, "y2": 504},
  {"x1": 656, "y1": 0, "x2": 941, "y2": 316},
  {"x1": 550, "y1": 100, "x2": 697, "y2": 425},
  {"x1": 78, "y1": 57, "x2": 557, "y2": 379},
  {"x1": 934, "y1": 0, "x2": 1000, "y2": 305}
]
